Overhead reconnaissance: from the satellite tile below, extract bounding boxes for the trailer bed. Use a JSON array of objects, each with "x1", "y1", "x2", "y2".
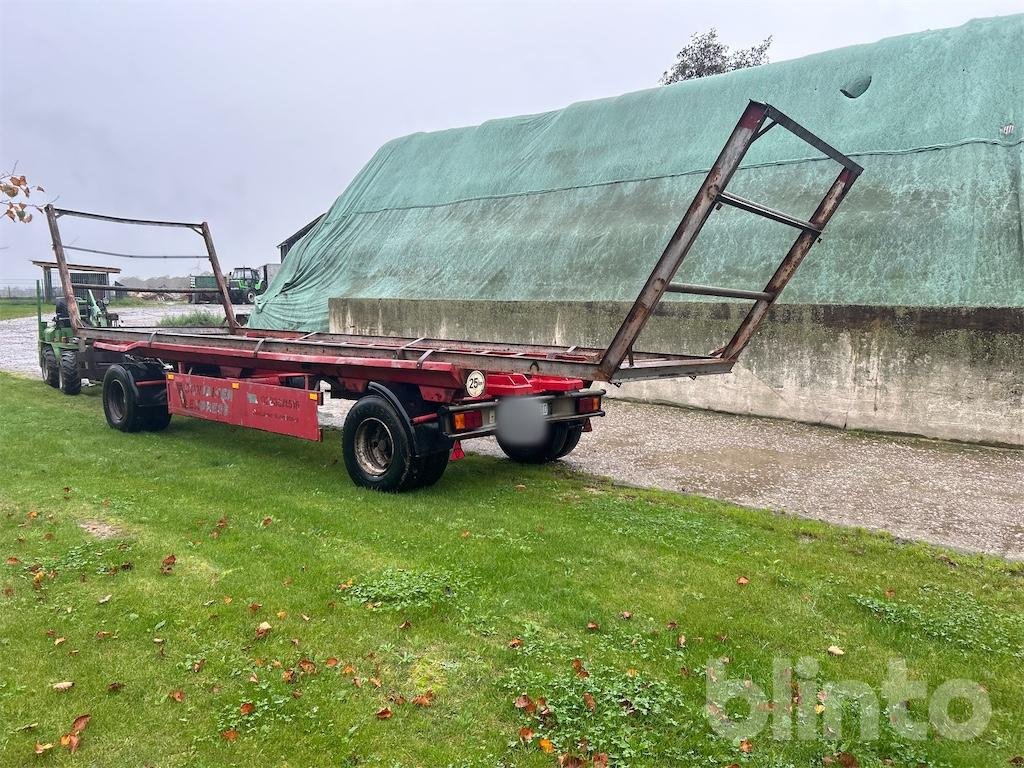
[{"x1": 82, "y1": 326, "x2": 734, "y2": 384}]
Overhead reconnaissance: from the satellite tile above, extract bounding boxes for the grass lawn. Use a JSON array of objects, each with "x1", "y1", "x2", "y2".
[
  {"x1": 0, "y1": 372, "x2": 1021, "y2": 767},
  {"x1": 0, "y1": 298, "x2": 166, "y2": 322}
]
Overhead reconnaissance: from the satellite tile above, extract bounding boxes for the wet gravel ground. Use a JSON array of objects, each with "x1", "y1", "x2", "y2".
[{"x1": 3, "y1": 306, "x2": 1022, "y2": 560}]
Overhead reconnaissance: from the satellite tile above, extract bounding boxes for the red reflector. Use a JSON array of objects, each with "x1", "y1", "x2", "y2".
[
  {"x1": 577, "y1": 396, "x2": 601, "y2": 414},
  {"x1": 452, "y1": 409, "x2": 483, "y2": 431}
]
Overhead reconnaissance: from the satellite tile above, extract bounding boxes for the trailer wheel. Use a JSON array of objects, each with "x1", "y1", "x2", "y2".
[
  {"x1": 343, "y1": 395, "x2": 419, "y2": 492},
  {"x1": 41, "y1": 347, "x2": 59, "y2": 388},
  {"x1": 59, "y1": 351, "x2": 82, "y2": 395},
  {"x1": 497, "y1": 423, "x2": 577, "y2": 464},
  {"x1": 102, "y1": 364, "x2": 146, "y2": 432},
  {"x1": 409, "y1": 450, "x2": 450, "y2": 489},
  {"x1": 142, "y1": 407, "x2": 172, "y2": 432},
  {"x1": 553, "y1": 423, "x2": 584, "y2": 459}
]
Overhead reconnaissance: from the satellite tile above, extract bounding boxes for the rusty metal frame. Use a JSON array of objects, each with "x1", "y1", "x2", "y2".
[
  {"x1": 596, "y1": 100, "x2": 862, "y2": 378},
  {"x1": 43, "y1": 101, "x2": 860, "y2": 385},
  {"x1": 44, "y1": 204, "x2": 239, "y2": 332}
]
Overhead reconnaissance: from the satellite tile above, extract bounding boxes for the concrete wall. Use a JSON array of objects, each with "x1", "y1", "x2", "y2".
[{"x1": 330, "y1": 298, "x2": 1024, "y2": 447}]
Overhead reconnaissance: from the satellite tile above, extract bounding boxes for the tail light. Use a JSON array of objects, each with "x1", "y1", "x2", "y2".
[
  {"x1": 452, "y1": 410, "x2": 484, "y2": 432},
  {"x1": 576, "y1": 395, "x2": 601, "y2": 414}
]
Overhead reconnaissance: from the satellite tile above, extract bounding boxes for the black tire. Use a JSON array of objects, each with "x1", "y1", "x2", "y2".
[
  {"x1": 409, "y1": 450, "x2": 450, "y2": 489},
  {"x1": 497, "y1": 423, "x2": 577, "y2": 464},
  {"x1": 245, "y1": 290, "x2": 256, "y2": 304},
  {"x1": 102, "y1": 364, "x2": 146, "y2": 432},
  {"x1": 142, "y1": 407, "x2": 172, "y2": 432},
  {"x1": 59, "y1": 351, "x2": 82, "y2": 395},
  {"x1": 342, "y1": 395, "x2": 419, "y2": 492},
  {"x1": 41, "y1": 347, "x2": 59, "y2": 388},
  {"x1": 553, "y1": 423, "x2": 584, "y2": 459}
]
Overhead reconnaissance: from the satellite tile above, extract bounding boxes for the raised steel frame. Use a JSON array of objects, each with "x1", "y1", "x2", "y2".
[{"x1": 45, "y1": 100, "x2": 861, "y2": 387}]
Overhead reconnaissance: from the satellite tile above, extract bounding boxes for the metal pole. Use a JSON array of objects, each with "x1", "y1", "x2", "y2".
[
  {"x1": 596, "y1": 101, "x2": 769, "y2": 379},
  {"x1": 45, "y1": 204, "x2": 82, "y2": 332},
  {"x1": 198, "y1": 221, "x2": 239, "y2": 332},
  {"x1": 719, "y1": 166, "x2": 859, "y2": 360}
]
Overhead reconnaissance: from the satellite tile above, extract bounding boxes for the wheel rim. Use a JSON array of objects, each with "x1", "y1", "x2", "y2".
[
  {"x1": 108, "y1": 380, "x2": 127, "y2": 421},
  {"x1": 353, "y1": 417, "x2": 394, "y2": 477}
]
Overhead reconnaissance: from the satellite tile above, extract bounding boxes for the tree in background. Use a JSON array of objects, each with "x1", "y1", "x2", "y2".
[
  {"x1": 1, "y1": 169, "x2": 43, "y2": 223},
  {"x1": 660, "y1": 28, "x2": 772, "y2": 85}
]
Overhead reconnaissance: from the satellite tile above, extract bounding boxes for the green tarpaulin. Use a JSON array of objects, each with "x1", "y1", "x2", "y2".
[{"x1": 250, "y1": 15, "x2": 1024, "y2": 332}]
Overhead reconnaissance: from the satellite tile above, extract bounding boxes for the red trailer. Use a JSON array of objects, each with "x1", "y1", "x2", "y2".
[{"x1": 42, "y1": 101, "x2": 861, "y2": 491}]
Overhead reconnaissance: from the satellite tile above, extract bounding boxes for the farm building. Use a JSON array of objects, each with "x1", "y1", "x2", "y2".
[{"x1": 251, "y1": 14, "x2": 1024, "y2": 445}]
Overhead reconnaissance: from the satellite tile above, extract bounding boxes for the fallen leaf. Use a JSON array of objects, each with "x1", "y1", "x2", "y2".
[
  {"x1": 583, "y1": 691, "x2": 596, "y2": 711},
  {"x1": 514, "y1": 694, "x2": 537, "y2": 713},
  {"x1": 248, "y1": 602, "x2": 262, "y2": 613},
  {"x1": 538, "y1": 738, "x2": 555, "y2": 753},
  {"x1": 837, "y1": 753, "x2": 860, "y2": 768},
  {"x1": 411, "y1": 689, "x2": 435, "y2": 707},
  {"x1": 368, "y1": 676, "x2": 381, "y2": 688},
  {"x1": 586, "y1": 621, "x2": 600, "y2": 632},
  {"x1": 739, "y1": 737, "x2": 753, "y2": 753},
  {"x1": 677, "y1": 634, "x2": 687, "y2": 648},
  {"x1": 107, "y1": 681, "x2": 124, "y2": 693},
  {"x1": 508, "y1": 637, "x2": 523, "y2": 649},
  {"x1": 827, "y1": 645, "x2": 845, "y2": 657},
  {"x1": 261, "y1": 517, "x2": 273, "y2": 527},
  {"x1": 375, "y1": 707, "x2": 392, "y2": 720},
  {"x1": 59, "y1": 732, "x2": 81, "y2": 753},
  {"x1": 98, "y1": 594, "x2": 112, "y2": 604},
  {"x1": 70, "y1": 714, "x2": 91, "y2": 733},
  {"x1": 276, "y1": 610, "x2": 287, "y2": 619},
  {"x1": 398, "y1": 620, "x2": 412, "y2": 630},
  {"x1": 325, "y1": 657, "x2": 339, "y2": 667},
  {"x1": 571, "y1": 658, "x2": 589, "y2": 678},
  {"x1": 298, "y1": 658, "x2": 316, "y2": 675},
  {"x1": 240, "y1": 702, "x2": 255, "y2": 716},
  {"x1": 736, "y1": 576, "x2": 750, "y2": 586},
  {"x1": 558, "y1": 755, "x2": 585, "y2": 768},
  {"x1": 169, "y1": 689, "x2": 185, "y2": 702},
  {"x1": 222, "y1": 729, "x2": 239, "y2": 741},
  {"x1": 460, "y1": 530, "x2": 471, "y2": 538},
  {"x1": 620, "y1": 611, "x2": 633, "y2": 620},
  {"x1": 1011, "y1": 758, "x2": 1024, "y2": 767},
  {"x1": 5, "y1": 556, "x2": 20, "y2": 566},
  {"x1": 884, "y1": 588, "x2": 896, "y2": 599},
  {"x1": 255, "y1": 621, "x2": 272, "y2": 639},
  {"x1": 34, "y1": 743, "x2": 54, "y2": 755},
  {"x1": 518, "y1": 726, "x2": 534, "y2": 742},
  {"x1": 52, "y1": 681, "x2": 74, "y2": 692},
  {"x1": 593, "y1": 754, "x2": 609, "y2": 768},
  {"x1": 54, "y1": 637, "x2": 65, "y2": 646},
  {"x1": 160, "y1": 554, "x2": 176, "y2": 575},
  {"x1": 282, "y1": 669, "x2": 296, "y2": 683}
]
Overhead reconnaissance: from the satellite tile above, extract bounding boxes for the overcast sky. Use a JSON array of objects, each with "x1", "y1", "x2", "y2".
[{"x1": 1, "y1": 0, "x2": 1020, "y2": 286}]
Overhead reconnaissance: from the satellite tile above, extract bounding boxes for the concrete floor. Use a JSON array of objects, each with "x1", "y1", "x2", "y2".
[{"x1": 3, "y1": 307, "x2": 1022, "y2": 560}]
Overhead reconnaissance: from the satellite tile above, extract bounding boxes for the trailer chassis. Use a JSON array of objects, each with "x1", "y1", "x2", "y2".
[{"x1": 41, "y1": 101, "x2": 861, "y2": 491}]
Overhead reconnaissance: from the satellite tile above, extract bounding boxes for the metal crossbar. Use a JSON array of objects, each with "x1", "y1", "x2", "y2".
[
  {"x1": 596, "y1": 100, "x2": 862, "y2": 378},
  {"x1": 44, "y1": 204, "x2": 239, "y2": 332}
]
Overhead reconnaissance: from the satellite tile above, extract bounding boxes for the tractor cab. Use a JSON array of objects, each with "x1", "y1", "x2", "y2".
[{"x1": 54, "y1": 291, "x2": 119, "y2": 329}]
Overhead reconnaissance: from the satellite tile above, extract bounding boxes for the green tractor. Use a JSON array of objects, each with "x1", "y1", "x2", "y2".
[
  {"x1": 37, "y1": 282, "x2": 120, "y2": 395},
  {"x1": 226, "y1": 264, "x2": 279, "y2": 304}
]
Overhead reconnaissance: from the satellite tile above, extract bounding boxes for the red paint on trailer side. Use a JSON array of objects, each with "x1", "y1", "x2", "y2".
[{"x1": 165, "y1": 373, "x2": 323, "y2": 441}]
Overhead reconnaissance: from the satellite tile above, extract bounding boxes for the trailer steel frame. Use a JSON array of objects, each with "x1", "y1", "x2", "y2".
[
  {"x1": 45, "y1": 100, "x2": 860, "y2": 387},
  {"x1": 40, "y1": 101, "x2": 861, "y2": 490}
]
